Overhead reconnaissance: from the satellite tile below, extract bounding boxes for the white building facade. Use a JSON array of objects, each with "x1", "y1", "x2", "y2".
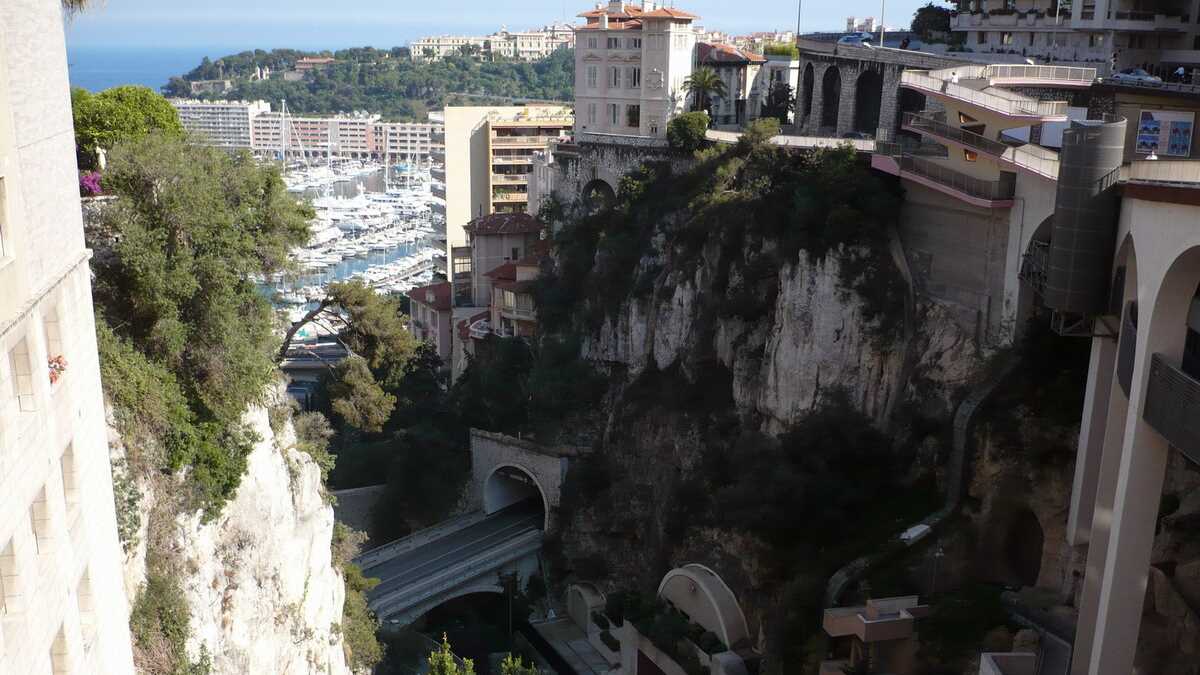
[
  {"x1": 411, "y1": 24, "x2": 575, "y2": 63},
  {"x1": 1, "y1": 1, "x2": 136, "y2": 673},
  {"x1": 170, "y1": 99, "x2": 270, "y2": 148},
  {"x1": 573, "y1": 1, "x2": 700, "y2": 138}
]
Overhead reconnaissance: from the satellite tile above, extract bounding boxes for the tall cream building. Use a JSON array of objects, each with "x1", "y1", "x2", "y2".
[
  {"x1": 0, "y1": 1, "x2": 136, "y2": 672},
  {"x1": 440, "y1": 104, "x2": 573, "y2": 293}
]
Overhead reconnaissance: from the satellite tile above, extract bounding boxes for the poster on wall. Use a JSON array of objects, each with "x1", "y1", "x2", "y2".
[{"x1": 1136, "y1": 110, "x2": 1195, "y2": 157}]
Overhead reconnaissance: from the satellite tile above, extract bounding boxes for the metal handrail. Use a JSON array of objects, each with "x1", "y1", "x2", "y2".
[
  {"x1": 898, "y1": 153, "x2": 1015, "y2": 201},
  {"x1": 901, "y1": 71, "x2": 1068, "y2": 118},
  {"x1": 987, "y1": 64, "x2": 1096, "y2": 84},
  {"x1": 902, "y1": 112, "x2": 1008, "y2": 156}
]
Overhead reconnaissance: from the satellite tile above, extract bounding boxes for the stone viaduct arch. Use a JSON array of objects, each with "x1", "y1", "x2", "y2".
[
  {"x1": 853, "y1": 68, "x2": 885, "y2": 135},
  {"x1": 581, "y1": 178, "x2": 616, "y2": 212},
  {"x1": 799, "y1": 62, "x2": 815, "y2": 127},
  {"x1": 819, "y1": 66, "x2": 841, "y2": 132}
]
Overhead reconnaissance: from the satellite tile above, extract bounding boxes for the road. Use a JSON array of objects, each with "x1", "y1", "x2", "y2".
[{"x1": 363, "y1": 501, "x2": 542, "y2": 607}]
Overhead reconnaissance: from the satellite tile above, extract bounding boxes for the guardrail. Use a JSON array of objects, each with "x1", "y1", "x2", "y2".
[
  {"x1": 1096, "y1": 77, "x2": 1200, "y2": 95},
  {"x1": 902, "y1": 112, "x2": 1008, "y2": 156},
  {"x1": 902, "y1": 70, "x2": 1068, "y2": 118},
  {"x1": 1128, "y1": 159, "x2": 1200, "y2": 185},
  {"x1": 987, "y1": 64, "x2": 1096, "y2": 84},
  {"x1": 492, "y1": 135, "x2": 564, "y2": 146},
  {"x1": 1143, "y1": 354, "x2": 1200, "y2": 465},
  {"x1": 898, "y1": 153, "x2": 1016, "y2": 201},
  {"x1": 371, "y1": 529, "x2": 543, "y2": 618},
  {"x1": 493, "y1": 192, "x2": 529, "y2": 202},
  {"x1": 356, "y1": 511, "x2": 489, "y2": 570}
]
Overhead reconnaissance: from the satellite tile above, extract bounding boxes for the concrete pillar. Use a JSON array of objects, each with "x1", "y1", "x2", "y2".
[
  {"x1": 807, "y1": 64, "x2": 828, "y2": 136},
  {"x1": 1066, "y1": 336, "x2": 1118, "y2": 546},
  {"x1": 879, "y1": 66, "x2": 901, "y2": 141},
  {"x1": 1070, "y1": 345, "x2": 1131, "y2": 675},
  {"x1": 836, "y1": 66, "x2": 859, "y2": 138},
  {"x1": 1082, "y1": 341, "x2": 1170, "y2": 675}
]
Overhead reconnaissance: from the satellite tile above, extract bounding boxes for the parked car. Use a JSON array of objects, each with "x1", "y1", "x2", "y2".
[
  {"x1": 837, "y1": 33, "x2": 874, "y2": 48},
  {"x1": 1111, "y1": 68, "x2": 1163, "y2": 83}
]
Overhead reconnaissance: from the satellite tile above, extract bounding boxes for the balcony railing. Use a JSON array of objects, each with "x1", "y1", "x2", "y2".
[
  {"x1": 493, "y1": 192, "x2": 529, "y2": 202},
  {"x1": 492, "y1": 135, "x2": 564, "y2": 146},
  {"x1": 901, "y1": 71, "x2": 1068, "y2": 118},
  {"x1": 986, "y1": 64, "x2": 1096, "y2": 86},
  {"x1": 492, "y1": 156, "x2": 535, "y2": 166},
  {"x1": 1144, "y1": 354, "x2": 1200, "y2": 465},
  {"x1": 492, "y1": 173, "x2": 531, "y2": 184},
  {"x1": 895, "y1": 153, "x2": 1016, "y2": 202},
  {"x1": 902, "y1": 112, "x2": 1008, "y2": 156}
]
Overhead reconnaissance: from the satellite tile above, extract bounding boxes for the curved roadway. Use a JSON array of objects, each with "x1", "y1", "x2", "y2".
[{"x1": 363, "y1": 501, "x2": 543, "y2": 614}]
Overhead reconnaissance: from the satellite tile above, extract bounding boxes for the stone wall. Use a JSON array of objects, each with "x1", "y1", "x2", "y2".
[
  {"x1": 469, "y1": 429, "x2": 572, "y2": 532},
  {"x1": 552, "y1": 139, "x2": 692, "y2": 210}
]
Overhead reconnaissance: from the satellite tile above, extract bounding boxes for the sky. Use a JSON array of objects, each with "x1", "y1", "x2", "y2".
[{"x1": 65, "y1": 0, "x2": 948, "y2": 50}]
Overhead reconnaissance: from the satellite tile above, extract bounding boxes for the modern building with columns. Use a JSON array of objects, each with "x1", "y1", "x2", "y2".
[{"x1": 0, "y1": 0, "x2": 136, "y2": 672}]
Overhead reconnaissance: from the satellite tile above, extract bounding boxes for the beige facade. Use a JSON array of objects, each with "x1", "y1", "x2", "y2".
[
  {"x1": 0, "y1": 1, "x2": 135, "y2": 672},
  {"x1": 574, "y1": 2, "x2": 700, "y2": 139},
  {"x1": 441, "y1": 105, "x2": 572, "y2": 264},
  {"x1": 170, "y1": 99, "x2": 270, "y2": 148},
  {"x1": 410, "y1": 24, "x2": 574, "y2": 63}
]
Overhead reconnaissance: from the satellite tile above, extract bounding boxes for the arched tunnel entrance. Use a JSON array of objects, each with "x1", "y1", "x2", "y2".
[
  {"x1": 484, "y1": 465, "x2": 547, "y2": 531},
  {"x1": 581, "y1": 178, "x2": 615, "y2": 213},
  {"x1": 1003, "y1": 508, "x2": 1046, "y2": 587},
  {"x1": 854, "y1": 69, "x2": 884, "y2": 135},
  {"x1": 821, "y1": 67, "x2": 842, "y2": 131}
]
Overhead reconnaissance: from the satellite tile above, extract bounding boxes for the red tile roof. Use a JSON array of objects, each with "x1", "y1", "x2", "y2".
[
  {"x1": 640, "y1": 7, "x2": 699, "y2": 19},
  {"x1": 464, "y1": 212, "x2": 544, "y2": 236},
  {"x1": 494, "y1": 279, "x2": 536, "y2": 293},
  {"x1": 698, "y1": 42, "x2": 766, "y2": 65},
  {"x1": 406, "y1": 281, "x2": 451, "y2": 312},
  {"x1": 578, "y1": 4, "x2": 645, "y2": 18},
  {"x1": 483, "y1": 262, "x2": 517, "y2": 281}
]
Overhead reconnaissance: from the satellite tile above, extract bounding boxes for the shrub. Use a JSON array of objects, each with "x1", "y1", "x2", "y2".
[
  {"x1": 763, "y1": 42, "x2": 799, "y2": 58},
  {"x1": 130, "y1": 571, "x2": 209, "y2": 674},
  {"x1": 340, "y1": 563, "x2": 383, "y2": 672},
  {"x1": 667, "y1": 111, "x2": 710, "y2": 152}
]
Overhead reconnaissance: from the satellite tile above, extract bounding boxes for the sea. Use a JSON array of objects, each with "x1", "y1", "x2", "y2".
[{"x1": 66, "y1": 46, "x2": 253, "y2": 92}]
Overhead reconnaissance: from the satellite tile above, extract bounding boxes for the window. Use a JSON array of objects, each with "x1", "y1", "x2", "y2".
[
  {"x1": 964, "y1": 149, "x2": 979, "y2": 162},
  {"x1": 7, "y1": 337, "x2": 34, "y2": 412},
  {"x1": 1, "y1": 540, "x2": 19, "y2": 614},
  {"x1": 43, "y1": 306, "x2": 63, "y2": 388},
  {"x1": 609, "y1": 103, "x2": 620, "y2": 125},
  {"x1": 587, "y1": 65, "x2": 598, "y2": 89},
  {"x1": 607, "y1": 37, "x2": 621, "y2": 49},
  {"x1": 77, "y1": 571, "x2": 97, "y2": 654},
  {"x1": 30, "y1": 488, "x2": 51, "y2": 555},
  {"x1": 587, "y1": 37, "x2": 598, "y2": 49},
  {"x1": 649, "y1": 34, "x2": 665, "y2": 50},
  {"x1": 587, "y1": 103, "x2": 597, "y2": 124},
  {"x1": 609, "y1": 66, "x2": 622, "y2": 88},
  {"x1": 628, "y1": 37, "x2": 642, "y2": 49},
  {"x1": 628, "y1": 67, "x2": 641, "y2": 88},
  {"x1": 978, "y1": 31, "x2": 989, "y2": 44},
  {"x1": 61, "y1": 443, "x2": 79, "y2": 511},
  {"x1": 503, "y1": 290, "x2": 517, "y2": 309},
  {"x1": 511, "y1": 247, "x2": 521, "y2": 260},
  {"x1": 1089, "y1": 34, "x2": 1105, "y2": 47},
  {"x1": 1001, "y1": 32, "x2": 1014, "y2": 45},
  {"x1": 626, "y1": 104, "x2": 641, "y2": 128}
]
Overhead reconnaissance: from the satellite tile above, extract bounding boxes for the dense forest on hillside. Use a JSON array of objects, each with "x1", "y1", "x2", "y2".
[{"x1": 164, "y1": 47, "x2": 574, "y2": 121}]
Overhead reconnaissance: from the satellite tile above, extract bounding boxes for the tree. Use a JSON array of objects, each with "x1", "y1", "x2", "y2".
[
  {"x1": 911, "y1": 2, "x2": 953, "y2": 41},
  {"x1": 327, "y1": 356, "x2": 396, "y2": 433},
  {"x1": 428, "y1": 635, "x2": 476, "y2": 675},
  {"x1": 682, "y1": 67, "x2": 727, "y2": 114},
  {"x1": 761, "y1": 82, "x2": 795, "y2": 125},
  {"x1": 71, "y1": 86, "x2": 184, "y2": 170},
  {"x1": 500, "y1": 654, "x2": 539, "y2": 675},
  {"x1": 667, "y1": 111, "x2": 710, "y2": 152},
  {"x1": 91, "y1": 132, "x2": 311, "y2": 517}
]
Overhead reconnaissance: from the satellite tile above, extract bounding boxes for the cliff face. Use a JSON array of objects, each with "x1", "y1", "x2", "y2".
[{"x1": 117, "y1": 400, "x2": 352, "y2": 675}]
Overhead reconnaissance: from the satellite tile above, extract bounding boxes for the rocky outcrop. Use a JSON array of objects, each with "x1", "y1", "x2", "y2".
[{"x1": 117, "y1": 398, "x2": 352, "y2": 675}]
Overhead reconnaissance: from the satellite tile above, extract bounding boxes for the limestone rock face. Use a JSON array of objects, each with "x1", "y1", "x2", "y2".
[{"x1": 119, "y1": 403, "x2": 352, "y2": 675}]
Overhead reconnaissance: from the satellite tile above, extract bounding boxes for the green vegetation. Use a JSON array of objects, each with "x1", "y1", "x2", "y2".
[
  {"x1": 682, "y1": 67, "x2": 727, "y2": 113},
  {"x1": 763, "y1": 42, "x2": 800, "y2": 58},
  {"x1": 92, "y1": 131, "x2": 311, "y2": 518},
  {"x1": 166, "y1": 49, "x2": 574, "y2": 121},
  {"x1": 71, "y1": 86, "x2": 183, "y2": 170},
  {"x1": 760, "y1": 82, "x2": 795, "y2": 125},
  {"x1": 341, "y1": 563, "x2": 384, "y2": 672},
  {"x1": 911, "y1": 3, "x2": 954, "y2": 41},
  {"x1": 499, "y1": 654, "x2": 539, "y2": 675},
  {"x1": 667, "y1": 111, "x2": 711, "y2": 152},
  {"x1": 919, "y1": 584, "x2": 1011, "y2": 663},
  {"x1": 129, "y1": 570, "x2": 211, "y2": 675},
  {"x1": 427, "y1": 634, "x2": 476, "y2": 675}
]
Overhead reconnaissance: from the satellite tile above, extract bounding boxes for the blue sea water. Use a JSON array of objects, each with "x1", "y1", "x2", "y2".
[{"x1": 66, "y1": 46, "x2": 249, "y2": 92}]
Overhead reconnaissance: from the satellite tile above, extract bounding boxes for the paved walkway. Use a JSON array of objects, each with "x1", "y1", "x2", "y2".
[{"x1": 531, "y1": 619, "x2": 615, "y2": 674}]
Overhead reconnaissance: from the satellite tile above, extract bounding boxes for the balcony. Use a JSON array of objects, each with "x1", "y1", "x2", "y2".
[
  {"x1": 492, "y1": 155, "x2": 535, "y2": 166},
  {"x1": 500, "y1": 301, "x2": 536, "y2": 321},
  {"x1": 491, "y1": 135, "x2": 563, "y2": 147},
  {"x1": 901, "y1": 113, "x2": 1060, "y2": 179},
  {"x1": 492, "y1": 173, "x2": 530, "y2": 185},
  {"x1": 492, "y1": 192, "x2": 528, "y2": 203},
  {"x1": 1143, "y1": 354, "x2": 1200, "y2": 465},
  {"x1": 873, "y1": 150, "x2": 1016, "y2": 207}
]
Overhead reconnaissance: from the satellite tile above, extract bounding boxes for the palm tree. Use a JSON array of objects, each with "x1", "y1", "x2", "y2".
[{"x1": 683, "y1": 68, "x2": 727, "y2": 115}]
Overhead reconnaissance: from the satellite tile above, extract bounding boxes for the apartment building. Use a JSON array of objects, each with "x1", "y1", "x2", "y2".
[
  {"x1": 171, "y1": 99, "x2": 271, "y2": 148},
  {"x1": 441, "y1": 104, "x2": 572, "y2": 271},
  {"x1": 574, "y1": 1, "x2": 700, "y2": 138},
  {"x1": 406, "y1": 281, "x2": 453, "y2": 361},
  {"x1": 410, "y1": 24, "x2": 574, "y2": 63},
  {"x1": 0, "y1": 1, "x2": 136, "y2": 672},
  {"x1": 171, "y1": 100, "x2": 444, "y2": 162},
  {"x1": 697, "y1": 42, "x2": 767, "y2": 128},
  {"x1": 951, "y1": 0, "x2": 1200, "y2": 71}
]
